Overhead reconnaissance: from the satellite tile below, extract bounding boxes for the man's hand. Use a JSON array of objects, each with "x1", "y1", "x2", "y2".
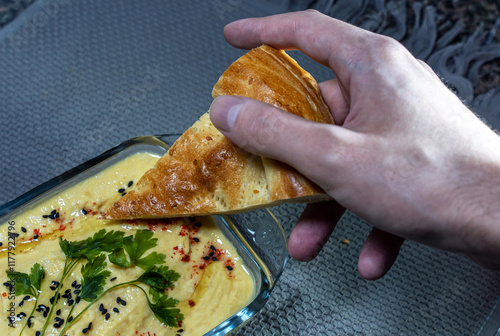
[{"x1": 209, "y1": 10, "x2": 500, "y2": 279}]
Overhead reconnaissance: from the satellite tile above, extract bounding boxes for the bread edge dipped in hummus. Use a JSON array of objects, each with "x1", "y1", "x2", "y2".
[{"x1": 104, "y1": 45, "x2": 334, "y2": 219}]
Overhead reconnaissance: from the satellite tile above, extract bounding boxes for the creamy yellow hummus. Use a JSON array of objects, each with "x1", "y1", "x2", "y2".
[{"x1": 0, "y1": 152, "x2": 255, "y2": 336}]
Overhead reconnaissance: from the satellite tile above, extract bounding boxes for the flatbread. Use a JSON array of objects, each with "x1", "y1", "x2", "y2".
[{"x1": 105, "y1": 45, "x2": 334, "y2": 219}]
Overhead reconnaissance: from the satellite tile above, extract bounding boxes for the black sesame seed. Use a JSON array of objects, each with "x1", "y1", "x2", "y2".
[
  {"x1": 75, "y1": 284, "x2": 82, "y2": 289},
  {"x1": 81, "y1": 208, "x2": 87, "y2": 215},
  {"x1": 65, "y1": 289, "x2": 71, "y2": 294},
  {"x1": 118, "y1": 188, "x2": 125, "y2": 193},
  {"x1": 51, "y1": 210, "x2": 57, "y2": 216},
  {"x1": 210, "y1": 245, "x2": 216, "y2": 251},
  {"x1": 21, "y1": 227, "x2": 27, "y2": 233},
  {"x1": 88, "y1": 322, "x2": 92, "y2": 329},
  {"x1": 110, "y1": 277, "x2": 117, "y2": 282},
  {"x1": 19, "y1": 301, "x2": 24, "y2": 307},
  {"x1": 74, "y1": 289, "x2": 81, "y2": 294},
  {"x1": 178, "y1": 329, "x2": 184, "y2": 333},
  {"x1": 50, "y1": 286, "x2": 57, "y2": 291},
  {"x1": 55, "y1": 212, "x2": 59, "y2": 219},
  {"x1": 36, "y1": 331, "x2": 41, "y2": 336},
  {"x1": 202, "y1": 256, "x2": 210, "y2": 260},
  {"x1": 82, "y1": 328, "x2": 88, "y2": 333},
  {"x1": 27, "y1": 316, "x2": 33, "y2": 328},
  {"x1": 56, "y1": 309, "x2": 61, "y2": 316},
  {"x1": 54, "y1": 317, "x2": 62, "y2": 322},
  {"x1": 116, "y1": 297, "x2": 122, "y2": 304},
  {"x1": 68, "y1": 299, "x2": 74, "y2": 306},
  {"x1": 120, "y1": 300, "x2": 126, "y2": 306},
  {"x1": 128, "y1": 181, "x2": 133, "y2": 187},
  {"x1": 212, "y1": 257, "x2": 219, "y2": 262},
  {"x1": 45, "y1": 306, "x2": 50, "y2": 313},
  {"x1": 72, "y1": 280, "x2": 77, "y2": 287},
  {"x1": 43, "y1": 215, "x2": 49, "y2": 218},
  {"x1": 101, "y1": 309, "x2": 108, "y2": 315},
  {"x1": 105, "y1": 313, "x2": 110, "y2": 320},
  {"x1": 99, "y1": 303, "x2": 104, "y2": 311},
  {"x1": 43, "y1": 311, "x2": 48, "y2": 318},
  {"x1": 226, "y1": 266, "x2": 233, "y2": 271},
  {"x1": 0, "y1": 242, "x2": 2, "y2": 246},
  {"x1": 113, "y1": 307, "x2": 119, "y2": 313},
  {"x1": 76, "y1": 297, "x2": 81, "y2": 304},
  {"x1": 23, "y1": 295, "x2": 30, "y2": 301},
  {"x1": 68, "y1": 316, "x2": 73, "y2": 323},
  {"x1": 194, "y1": 222, "x2": 202, "y2": 227},
  {"x1": 34, "y1": 234, "x2": 39, "y2": 240},
  {"x1": 54, "y1": 322, "x2": 62, "y2": 328},
  {"x1": 193, "y1": 238, "x2": 200, "y2": 242},
  {"x1": 208, "y1": 252, "x2": 214, "y2": 257},
  {"x1": 50, "y1": 297, "x2": 55, "y2": 304}
]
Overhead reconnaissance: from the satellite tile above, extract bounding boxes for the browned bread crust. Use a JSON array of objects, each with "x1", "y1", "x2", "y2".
[
  {"x1": 105, "y1": 45, "x2": 333, "y2": 219},
  {"x1": 212, "y1": 45, "x2": 334, "y2": 124}
]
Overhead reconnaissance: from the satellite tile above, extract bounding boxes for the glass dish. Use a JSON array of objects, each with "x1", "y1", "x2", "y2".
[{"x1": 0, "y1": 135, "x2": 289, "y2": 336}]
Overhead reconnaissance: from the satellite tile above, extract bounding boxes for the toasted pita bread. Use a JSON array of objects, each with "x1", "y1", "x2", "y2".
[{"x1": 105, "y1": 45, "x2": 334, "y2": 219}]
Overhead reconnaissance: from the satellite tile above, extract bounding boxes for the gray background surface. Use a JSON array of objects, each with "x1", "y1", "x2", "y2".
[{"x1": 0, "y1": 1, "x2": 499, "y2": 335}]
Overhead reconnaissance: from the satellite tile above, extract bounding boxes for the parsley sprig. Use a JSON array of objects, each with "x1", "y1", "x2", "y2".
[
  {"x1": 5, "y1": 263, "x2": 45, "y2": 336},
  {"x1": 39, "y1": 229, "x2": 125, "y2": 335},
  {"x1": 62, "y1": 229, "x2": 179, "y2": 333},
  {"x1": 108, "y1": 230, "x2": 166, "y2": 269},
  {"x1": 5, "y1": 229, "x2": 183, "y2": 336},
  {"x1": 59, "y1": 263, "x2": 183, "y2": 336}
]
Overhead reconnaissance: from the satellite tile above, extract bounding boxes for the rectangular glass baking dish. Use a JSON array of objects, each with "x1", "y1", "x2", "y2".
[{"x1": 0, "y1": 135, "x2": 289, "y2": 336}]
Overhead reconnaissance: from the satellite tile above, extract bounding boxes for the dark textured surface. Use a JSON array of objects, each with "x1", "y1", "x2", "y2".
[{"x1": 0, "y1": 1, "x2": 500, "y2": 335}]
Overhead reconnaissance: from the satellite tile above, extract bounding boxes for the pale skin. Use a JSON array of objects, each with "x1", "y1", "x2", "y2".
[{"x1": 209, "y1": 10, "x2": 500, "y2": 280}]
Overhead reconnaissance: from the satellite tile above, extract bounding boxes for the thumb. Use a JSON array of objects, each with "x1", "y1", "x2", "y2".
[{"x1": 209, "y1": 95, "x2": 354, "y2": 188}]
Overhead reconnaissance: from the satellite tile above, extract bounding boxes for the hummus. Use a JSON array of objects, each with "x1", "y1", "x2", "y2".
[{"x1": 0, "y1": 152, "x2": 255, "y2": 336}]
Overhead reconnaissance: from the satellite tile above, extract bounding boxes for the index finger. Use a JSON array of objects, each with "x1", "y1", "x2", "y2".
[{"x1": 223, "y1": 10, "x2": 378, "y2": 82}]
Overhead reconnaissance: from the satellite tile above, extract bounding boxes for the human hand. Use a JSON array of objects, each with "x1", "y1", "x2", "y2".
[{"x1": 209, "y1": 10, "x2": 500, "y2": 279}]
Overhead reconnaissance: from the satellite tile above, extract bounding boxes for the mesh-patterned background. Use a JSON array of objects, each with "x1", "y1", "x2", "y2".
[{"x1": 0, "y1": 1, "x2": 499, "y2": 335}]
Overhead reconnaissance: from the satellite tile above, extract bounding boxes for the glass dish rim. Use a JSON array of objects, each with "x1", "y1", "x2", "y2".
[{"x1": 0, "y1": 134, "x2": 289, "y2": 336}]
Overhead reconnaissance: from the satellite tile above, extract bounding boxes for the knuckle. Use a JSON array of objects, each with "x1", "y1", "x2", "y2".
[
  {"x1": 371, "y1": 35, "x2": 406, "y2": 60},
  {"x1": 304, "y1": 9, "x2": 321, "y2": 16}
]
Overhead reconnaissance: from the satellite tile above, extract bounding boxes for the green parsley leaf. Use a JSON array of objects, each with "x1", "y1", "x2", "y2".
[
  {"x1": 137, "y1": 265, "x2": 180, "y2": 291},
  {"x1": 79, "y1": 254, "x2": 111, "y2": 301},
  {"x1": 134, "y1": 252, "x2": 166, "y2": 270},
  {"x1": 149, "y1": 287, "x2": 164, "y2": 303},
  {"x1": 59, "y1": 229, "x2": 125, "y2": 260},
  {"x1": 108, "y1": 248, "x2": 131, "y2": 268},
  {"x1": 148, "y1": 293, "x2": 183, "y2": 327},
  {"x1": 5, "y1": 271, "x2": 34, "y2": 297},
  {"x1": 125, "y1": 230, "x2": 157, "y2": 261},
  {"x1": 109, "y1": 230, "x2": 166, "y2": 270},
  {"x1": 29, "y1": 263, "x2": 44, "y2": 292}
]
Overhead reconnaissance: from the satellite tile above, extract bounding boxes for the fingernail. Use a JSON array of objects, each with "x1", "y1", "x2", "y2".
[{"x1": 210, "y1": 96, "x2": 244, "y2": 133}]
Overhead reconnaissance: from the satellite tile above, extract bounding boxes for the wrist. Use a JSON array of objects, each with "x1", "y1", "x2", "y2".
[{"x1": 445, "y1": 151, "x2": 500, "y2": 269}]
